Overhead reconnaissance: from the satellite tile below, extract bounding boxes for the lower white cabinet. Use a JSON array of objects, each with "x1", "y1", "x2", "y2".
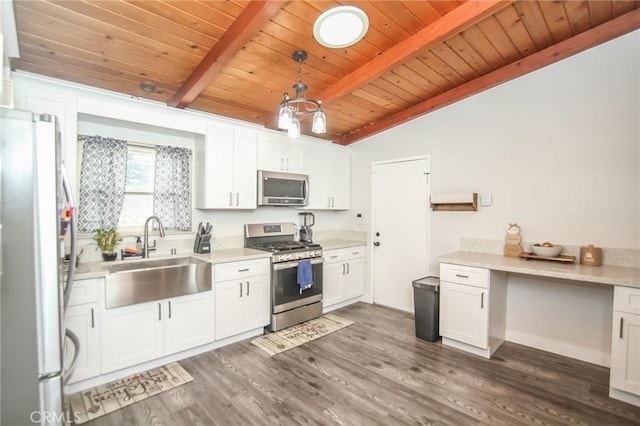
[
  {"x1": 323, "y1": 246, "x2": 365, "y2": 309},
  {"x1": 64, "y1": 278, "x2": 102, "y2": 384},
  {"x1": 101, "y1": 291, "x2": 214, "y2": 373},
  {"x1": 439, "y1": 263, "x2": 507, "y2": 358},
  {"x1": 214, "y1": 258, "x2": 270, "y2": 340},
  {"x1": 610, "y1": 286, "x2": 640, "y2": 400}
]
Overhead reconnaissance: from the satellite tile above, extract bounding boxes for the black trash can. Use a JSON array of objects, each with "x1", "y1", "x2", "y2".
[{"x1": 412, "y1": 276, "x2": 440, "y2": 342}]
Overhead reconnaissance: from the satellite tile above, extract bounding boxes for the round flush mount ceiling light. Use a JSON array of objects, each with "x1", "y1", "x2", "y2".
[{"x1": 313, "y1": 6, "x2": 369, "y2": 49}]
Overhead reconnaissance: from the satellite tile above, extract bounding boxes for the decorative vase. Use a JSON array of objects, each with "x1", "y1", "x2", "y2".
[{"x1": 102, "y1": 252, "x2": 118, "y2": 262}]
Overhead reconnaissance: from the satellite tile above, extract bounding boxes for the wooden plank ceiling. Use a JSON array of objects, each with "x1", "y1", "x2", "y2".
[{"x1": 11, "y1": 0, "x2": 640, "y2": 145}]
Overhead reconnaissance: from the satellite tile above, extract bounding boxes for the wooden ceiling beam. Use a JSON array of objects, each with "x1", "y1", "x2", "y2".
[
  {"x1": 334, "y1": 8, "x2": 640, "y2": 146},
  {"x1": 168, "y1": 0, "x2": 289, "y2": 108},
  {"x1": 319, "y1": 0, "x2": 514, "y2": 106}
]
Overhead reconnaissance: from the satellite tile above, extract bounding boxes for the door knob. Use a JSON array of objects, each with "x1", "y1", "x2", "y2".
[{"x1": 373, "y1": 241, "x2": 380, "y2": 247}]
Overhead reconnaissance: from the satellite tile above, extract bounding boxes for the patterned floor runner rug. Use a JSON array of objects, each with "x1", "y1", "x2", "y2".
[
  {"x1": 66, "y1": 362, "x2": 193, "y2": 424},
  {"x1": 251, "y1": 313, "x2": 353, "y2": 356}
]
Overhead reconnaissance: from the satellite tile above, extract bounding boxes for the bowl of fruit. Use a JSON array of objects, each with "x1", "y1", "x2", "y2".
[{"x1": 531, "y1": 242, "x2": 563, "y2": 257}]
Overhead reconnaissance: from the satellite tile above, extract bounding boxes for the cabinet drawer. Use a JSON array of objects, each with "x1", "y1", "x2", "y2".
[
  {"x1": 440, "y1": 263, "x2": 489, "y2": 288},
  {"x1": 324, "y1": 246, "x2": 365, "y2": 264},
  {"x1": 214, "y1": 259, "x2": 269, "y2": 282},
  {"x1": 614, "y1": 286, "x2": 640, "y2": 315},
  {"x1": 69, "y1": 278, "x2": 101, "y2": 306}
]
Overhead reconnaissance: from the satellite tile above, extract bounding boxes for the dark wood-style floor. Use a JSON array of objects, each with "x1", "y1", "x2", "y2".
[{"x1": 87, "y1": 303, "x2": 640, "y2": 425}]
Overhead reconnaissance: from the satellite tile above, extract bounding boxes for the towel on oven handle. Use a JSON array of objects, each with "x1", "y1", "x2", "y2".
[{"x1": 297, "y1": 259, "x2": 313, "y2": 292}]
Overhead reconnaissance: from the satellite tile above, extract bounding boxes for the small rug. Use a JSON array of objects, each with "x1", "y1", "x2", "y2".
[
  {"x1": 66, "y1": 362, "x2": 193, "y2": 424},
  {"x1": 251, "y1": 313, "x2": 353, "y2": 356}
]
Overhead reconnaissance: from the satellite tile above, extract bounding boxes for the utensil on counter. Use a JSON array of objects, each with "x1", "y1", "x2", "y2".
[{"x1": 193, "y1": 221, "x2": 212, "y2": 254}]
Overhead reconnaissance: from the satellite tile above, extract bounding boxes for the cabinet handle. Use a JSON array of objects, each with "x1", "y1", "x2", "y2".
[
  {"x1": 620, "y1": 317, "x2": 624, "y2": 338},
  {"x1": 286, "y1": 158, "x2": 289, "y2": 171},
  {"x1": 480, "y1": 292, "x2": 484, "y2": 309},
  {"x1": 239, "y1": 282, "x2": 243, "y2": 298},
  {"x1": 91, "y1": 308, "x2": 95, "y2": 329},
  {"x1": 158, "y1": 303, "x2": 162, "y2": 321},
  {"x1": 331, "y1": 197, "x2": 335, "y2": 207},
  {"x1": 280, "y1": 158, "x2": 284, "y2": 171},
  {"x1": 328, "y1": 196, "x2": 331, "y2": 208},
  {"x1": 346, "y1": 262, "x2": 350, "y2": 274},
  {"x1": 342, "y1": 263, "x2": 345, "y2": 274},
  {"x1": 352, "y1": 251, "x2": 360, "y2": 255},
  {"x1": 168, "y1": 301, "x2": 172, "y2": 319},
  {"x1": 455, "y1": 274, "x2": 469, "y2": 278},
  {"x1": 246, "y1": 281, "x2": 250, "y2": 296},
  {"x1": 229, "y1": 192, "x2": 233, "y2": 207},
  {"x1": 236, "y1": 192, "x2": 239, "y2": 206},
  {"x1": 238, "y1": 268, "x2": 250, "y2": 272},
  {"x1": 329, "y1": 255, "x2": 338, "y2": 259}
]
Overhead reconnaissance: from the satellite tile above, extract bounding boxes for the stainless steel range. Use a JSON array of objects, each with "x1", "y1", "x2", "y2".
[{"x1": 244, "y1": 223, "x2": 323, "y2": 331}]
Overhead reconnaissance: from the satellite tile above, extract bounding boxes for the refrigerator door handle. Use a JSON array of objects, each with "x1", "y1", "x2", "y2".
[
  {"x1": 62, "y1": 167, "x2": 77, "y2": 310},
  {"x1": 63, "y1": 329, "x2": 80, "y2": 384}
]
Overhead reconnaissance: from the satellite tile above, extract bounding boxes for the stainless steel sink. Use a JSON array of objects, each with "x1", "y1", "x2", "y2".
[{"x1": 105, "y1": 256, "x2": 212, "y2": 308}]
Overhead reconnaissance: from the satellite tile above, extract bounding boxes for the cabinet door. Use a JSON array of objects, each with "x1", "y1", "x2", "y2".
[
  {"x1": 326, "y1": 148, "x2": 350, "y2": 210},
  {"x1": 323, "y1": 261, "x2": 344, "y2": 307},
  {"x1": 257, "y1": 134, "x2": 303, "y2": 173},
  {"x1": 439, "y1": 281, "x2": 488, "y2": 349},
  {"x1": 279, "y1": 142, "x2": 304, "y2": 173},
  {"x1": 610, "y1": 311, "x2": 640, "y2": 395},
  {"x1": 164, "y1": 292, "x2": 215, "y2": 355},
  {"x1": 233, "y1": 128, "x2": 258, "y2": 208},
  {"x1": 215, "y1": 279, "x2": 245, "y2": 340},
  {"x1": 101, "y1": 302, "x2": 164, "y2": 373},
  {"x1": 200, "y1": 122, "x2": 235, "y2": 208},
  {"x1": 303, "y1": 144, "x2": 329, "y2": 209},
  {"x1": 64, "y1": 304, "x2": 100, "y2": 383},
  {"x1": 243, "y1": 274, "x2": 270, "y2": 330},
  {"x1": 343, "y1": 258, "x2": 365, "y2": 300}
]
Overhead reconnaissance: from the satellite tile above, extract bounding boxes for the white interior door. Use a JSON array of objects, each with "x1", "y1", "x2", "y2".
[{"x1": 372, "y1": 157, "x2": 429, "y2": 312}]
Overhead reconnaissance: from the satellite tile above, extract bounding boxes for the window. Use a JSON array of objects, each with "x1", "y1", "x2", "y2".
[{"x1": 118, "y1": 145, "x2": 155, "y2": 229}]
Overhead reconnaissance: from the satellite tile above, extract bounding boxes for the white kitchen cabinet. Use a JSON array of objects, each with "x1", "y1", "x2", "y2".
[
  {"x1": 64, "y1": 278, "x2": 102, "y2": 384},
  {"x1": 304, "y1": 143, "x2": 351, "y2": 210},
  {"x1": 439, "y1": 263, "x2": 507, "y2": 358},
  {"x1": 214, "y1": 258, "x2": 270, "y2": 340},
  {"x1": 196, "y1": 121, "x2": 257, "y2": 209},
  {"x1": 257, "y1": 132, "x2": 304, "y2": 173},
  {"x1": 610, "y1": 286, "x2": 640, "y2": 403},
  {"x1": 102, "y1": 291, "x2": 214, "y2": 373},
  {"x1": 323, "y1": 246, "x2": 365, "y2": 311}
]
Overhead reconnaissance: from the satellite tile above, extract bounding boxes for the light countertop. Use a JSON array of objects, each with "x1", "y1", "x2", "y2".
[
  {"x1": 439, "y1": 251, "x2": 640, "y2": 288},
  {"x1": 320, "y1": 239, "x2": 367, "y2": 250}
]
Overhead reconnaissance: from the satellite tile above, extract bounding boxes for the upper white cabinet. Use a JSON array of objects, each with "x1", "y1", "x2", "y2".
[
  {"x1": 257, "y1": 132, "x2": 304, "y2": 173},
  {"x1": 610, "y1": 286, "x2": 640, "y2": 401},
  {"x1": 196, "y1": 121, "x2": 258, "y2": 209},
  {"x1": 303, "y1": 143, "x2": 351, "y2": 210}
]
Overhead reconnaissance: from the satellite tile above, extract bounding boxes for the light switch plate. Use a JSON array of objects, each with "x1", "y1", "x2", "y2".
[{"x1": 480, "y1": 193, "x2": 492, "y2": 207}]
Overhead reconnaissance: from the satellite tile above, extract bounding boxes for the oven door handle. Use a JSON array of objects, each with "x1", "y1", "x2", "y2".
[{"x1": 272, "y1": 257, "x2": 324, "y2": 271}]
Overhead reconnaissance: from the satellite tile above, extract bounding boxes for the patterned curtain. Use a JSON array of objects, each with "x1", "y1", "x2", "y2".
[
  {"x1": 153, "y1": 146, "x2": 192, "y2": 231},
  {"x1": 77, "y1": 135, "x2": 128, "y2": 233}
]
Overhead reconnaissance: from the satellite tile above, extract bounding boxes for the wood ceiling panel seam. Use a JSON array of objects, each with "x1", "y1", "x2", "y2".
[
  {"x1": 494, "y1": 4, "x2": 539, "y2": 57},
  {"x1": 611, "y1": 1, "x2": 637, "y2": 17},
  {"x1": 459, "y1": 26, "x2": 508, "y2": 70},
  {"x1": 366, "y1": 1, "x2": 426, "y2": 37},
  {"x1": 512, "y1": 1, "x2": 555, "y2": 51},
  {"x1": 401, "y1": 1, "x2": 447, "y2": 27},
  {"x1": 563, "y1": 1, "x2": 592, "y2": 36},
  {"x1": 475, "y1": 16, "x2": 523, "y2": 64},
  {"x1": 16, "y1": 41, "x2": 187, "y2": 88},
  {"x1": 376, "y1": 71, "x2": 435, "y2": 104},
  {"x1": 368, "y1": 78, "x2": 424, "y2": 105},
  {"x1": 13, "y1": 24, "x2": 195, "y2": 82},
  {"x1": 536, "y1": 1, "x2": 573, "y2": 44},
  {"x1": 14, "y1": 2, "x2": 204, "y2": 67},
  {"x1": 429, "y1": 43, "x2": 480, "y2": 82},
  {"x1": 416, "y1": 51, "x2": 467, "y2": 87},
  {"x1": 588, "y1": 1, "x2": 613, "y2": 27},
  {"x1": 430, "y1": 0, "x2": 467, "y2": 17},
  {"x1": 403, "y1": 57, "x2": 454, "y2": 92},
  {"x1": 73, "y1": 0, "x2": 220, "y2": 49},
  {"x1": 442, "y1": 35, "x2": 494, "y2": 76},
  {"x1": 387, "y1": 65, "x2": 442, "y2": 99},
  {"x1": 126, "y1": 0, "x2": 234, "y2": 38}
]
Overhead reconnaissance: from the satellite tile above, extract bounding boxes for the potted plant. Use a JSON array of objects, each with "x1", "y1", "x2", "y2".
[{"x1": 93, "y1": 227, "x2": 121, "y2": 261}]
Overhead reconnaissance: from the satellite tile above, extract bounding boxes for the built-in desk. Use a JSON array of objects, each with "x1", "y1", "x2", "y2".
[
  {"x1": 438, "y1": 251, "x2": 640, "y2": 407},
  {"x1": 439, "y1": 251, "x2": 639, "y2": 288}
]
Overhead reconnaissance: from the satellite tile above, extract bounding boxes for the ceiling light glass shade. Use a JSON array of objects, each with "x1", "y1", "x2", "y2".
[
  {"x1": 313, "y1": 6, "x2": 369, "y2": 48},
  {"x1": 288, "y1": 117, "x2": 301, "y2": 139},
  {"x1": 278, "y1": 104, "x2": 293, "y2": 130},
  {"x1": 312, "y1": 109, "x2": 326, "y2": 134}
]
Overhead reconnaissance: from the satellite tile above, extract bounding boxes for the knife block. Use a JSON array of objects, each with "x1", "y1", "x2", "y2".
[{"x1": 193, "y1": 233, "x2": 211, "y2": 254}]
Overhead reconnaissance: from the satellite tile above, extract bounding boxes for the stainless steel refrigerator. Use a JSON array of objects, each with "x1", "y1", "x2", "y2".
[{"x1": 1, "y1": 108, "x2": 78, "y2": 425}]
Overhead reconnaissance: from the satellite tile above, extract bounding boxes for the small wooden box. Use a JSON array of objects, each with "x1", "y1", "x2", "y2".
[{"x1": 580, "y1": 245, "x2": 602, "y2": 266}]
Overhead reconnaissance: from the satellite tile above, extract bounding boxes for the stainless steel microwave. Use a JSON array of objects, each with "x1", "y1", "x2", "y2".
[{"x1": 257, "y1": 170, "x2": 309, "y2": 206}]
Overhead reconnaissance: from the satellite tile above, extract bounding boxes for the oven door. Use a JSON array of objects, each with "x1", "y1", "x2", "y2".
[{"x1": 272, "y1": 257, "x2": 323, "y2": 313}]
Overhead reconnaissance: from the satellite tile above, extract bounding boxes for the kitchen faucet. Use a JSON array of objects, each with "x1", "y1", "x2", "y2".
[{"x1": 143, "y1": 215, "x2": 165, "y2": 258}]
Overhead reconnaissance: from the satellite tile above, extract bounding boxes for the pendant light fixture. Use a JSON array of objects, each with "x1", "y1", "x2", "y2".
[{"x1": 277, "y1": 50, "x2": 326, "y2": 138}]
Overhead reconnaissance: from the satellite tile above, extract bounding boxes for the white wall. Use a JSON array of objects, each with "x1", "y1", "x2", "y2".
[{"x1": 349, "y1": 31, "x2": 640, "y2": 365}]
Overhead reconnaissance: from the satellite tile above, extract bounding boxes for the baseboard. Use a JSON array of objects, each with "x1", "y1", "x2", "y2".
[{"x1": 610, "y1": 387, "x2": 640, "y2": 407}]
